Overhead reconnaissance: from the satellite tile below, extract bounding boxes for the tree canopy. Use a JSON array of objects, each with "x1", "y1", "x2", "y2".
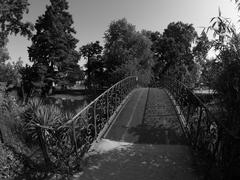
[
  {"x1": 80, "y1": 41, "x2": 103, "y2": 89},
  {"x1": 28, "y1": 0, "x2": 79, "y2": 95},
  {"x1": 103, "y1": 18, "x2": 153, "y2": 84},
  {"x1": 151, "y1": 21, "x2": 197, "y2": 82},
  {"x1": 0, "y1": 0, "x2": 33, "y2": 63}
]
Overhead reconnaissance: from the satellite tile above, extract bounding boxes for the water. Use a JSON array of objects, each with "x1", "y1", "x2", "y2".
[{"x1": 47, "y1": 94, "x2": 94, "y2": 114}]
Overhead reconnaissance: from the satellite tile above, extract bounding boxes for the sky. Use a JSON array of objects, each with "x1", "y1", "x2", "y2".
[{"x1": 6, "y1": 0, "x2": 240, "y2": 65}]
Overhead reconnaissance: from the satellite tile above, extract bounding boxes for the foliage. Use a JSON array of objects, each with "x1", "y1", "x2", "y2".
[
  {"x1": 0, "y1": 58, "x2": 23, "y2": 88},
  {"x1": 28, "y1": 0, "x2": 80, "y2": 95},
  {"x1": 193, "y1": 31, "x2": 211, "y2": 65},
  {"x1": 205, "y1": 4, "x2": 240, "y2": 178},
  {"x1": 200, "y1": 59, "x2": 222, "y2": 88},
  {"x1": 103, "y1": 18, "x2": 135, "y2": 72},
  {"x1": 22, "y1": 98, "x2": 63, "y2": 164},
  {"x1": 212, "y1": 34, "x2": 240, "y2": 127},
  {"x1": 0, "y1": 42, "x2": 9, "y2": 63},
  {"x1": 66, "y1": 65, "x2": 85, "y2": 86},
  {"x1": 0, "y1": 142, "x2": 23, "y2": 179},
  {"x1": 80, "y1": 41, "x2": 103, "y2": 89},
  {"x1": 103, "y1": 18, "x2": 154, "y2": 85},
  {"x1": 0, "y1": 0, "x2": 33, "y2": 42},
  {"x1": 0, "y1": 0, "x2": 33, "y2": 64},
  {"x1": 0, "y1": 88, "x2": 32, "y2": 179},
  {"x1": 21, "y1": 98, "x2": 84, "y2": 173},
  {"x1": 19, "y1": 64, "x2": 39, "y2": 102},
  {"x1": 0, "y1": 90, "x2": 23, "y2": 144},
  {"x1": 0, "y1": 88, "x2": 85, "y2": 175},
  {"x1": 233, "y1": 0, "x2": 240, "y2": 10},
  {"x1": 207, "y1": 7, "x2": 234, "y2": 41},
  {"x1": 151, "y1": 21, "x2": 197, "y2": 84}
]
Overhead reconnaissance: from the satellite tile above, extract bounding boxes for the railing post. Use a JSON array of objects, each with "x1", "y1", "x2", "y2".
[
  {"x1": 195, "y1": 106, "x2": 203, "y2": 148},
  {"x1": 114, "y1": 87, "x2": 118, "y2": 109},
  {"x1": 120, "y1": 83, "x2": 123, "y2": 102},
  {"x1": 72, "y1": 122, "x2": 78, "y2": 155},
  {"x1": 186, "y1": 104, "x2": 191, "y2": 125},
  {"x1": 106, "y1": 90, "x2": 109, "y2": 122},
  {"x1": 136, "y1": 76, "x2": 138, "y2": 87},
  {"x1": 93, "y1": 102, "x2": 97, "y2": 138}
]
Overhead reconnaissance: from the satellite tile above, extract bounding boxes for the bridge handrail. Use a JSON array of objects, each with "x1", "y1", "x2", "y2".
[
  {"x1": 160, "y1": 76, "x2": 240, "y2": 176},
  {"x1": 58, "y1": 76, "x2": 137, "y2": 157},
  {"x1": 162, "y1": 76, "x2": 240, "y2": 140},
  {"x1": 64, "y1": 76, "x2": 137, "y2": 125}
]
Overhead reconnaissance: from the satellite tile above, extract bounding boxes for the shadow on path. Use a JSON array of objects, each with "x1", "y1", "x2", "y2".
[{"x1": 128, "y1": 122, "x2": 187, "y2": 145}]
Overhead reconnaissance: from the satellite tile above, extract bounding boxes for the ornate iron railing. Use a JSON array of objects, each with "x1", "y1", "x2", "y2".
[
  {"x1": 60, "y1": 76, "x2": 137, "y2": 157},
  {"x1": 160, "y1": 76, "x2": 240, "y2": 178}
]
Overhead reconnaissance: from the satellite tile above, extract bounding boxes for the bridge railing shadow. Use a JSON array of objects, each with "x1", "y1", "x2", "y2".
[{"x1": 157, "y1": 76, "x2": 240, "y2": 179}]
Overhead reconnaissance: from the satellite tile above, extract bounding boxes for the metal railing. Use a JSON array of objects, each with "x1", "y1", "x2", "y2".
[
  {"x1": 60, "y1": 76, "x2": 137, "y2": 157},
  {"x1": 160, "y1": 76, "x2": 240, "y2": 178}
]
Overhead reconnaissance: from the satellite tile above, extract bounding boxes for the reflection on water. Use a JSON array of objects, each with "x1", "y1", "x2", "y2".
[{"x1": 47, "y1": 95, "x2": 94, "y2": 114}]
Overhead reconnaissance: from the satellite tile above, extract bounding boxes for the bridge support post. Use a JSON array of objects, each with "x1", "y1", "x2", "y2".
[
  {"x1": 72, "y1": 121, "x2": 78, "y2": 156},
  {"x1": 106, "y1": 91, "x2": 109, "y2": 122},
  {"x1": 186, "y1": 104, "x2": 191, "y2": 125},
  {"x1": 93, "y1": 102, "x2": 97, "y2": 139},
  {"x1": 194, "y1": 107, "x2": 203, "y2": 148}
]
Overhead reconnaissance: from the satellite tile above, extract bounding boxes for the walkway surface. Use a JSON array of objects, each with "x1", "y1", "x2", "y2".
[{"x1": 76, "y1": 88, "x2": 204, "y2": 180}]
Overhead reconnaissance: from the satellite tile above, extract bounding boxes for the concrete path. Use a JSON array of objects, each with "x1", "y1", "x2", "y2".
[{"x1": 76, "y1": 88, "x2": 205, "y2": 180}]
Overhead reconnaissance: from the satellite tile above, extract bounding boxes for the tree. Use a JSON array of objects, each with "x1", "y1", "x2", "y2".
[
  {"x1": 152, "y1": 22, "x2": 197, "y2": 82},
  {"x1": 206, "y1": 5, "x2": 240, "y2": 178},
  {"x1": 66, "y1": 65, "x2": 85, "y2": 86},
  {"x1": 191, "y1": 31, "x2": 211, "y2": 86},
  {"x1": 193, "y1": 31, "x2": 210, "y2": 64},
  {"x1": 103, "y1": 18, "x2": 136, "y2": 73},
  {"x1": 0, "y1": 39, "x2": 9, "y2": 63},
  {"x1": 0, "y1": 58, "x2": 23, "y2": 86},
  {"x1": 80, "y1": 41, "x2": 103, "y2": 89},
  {"x1": 28, "y1": 0, "x2": 79, "y2": 95},
  {"x1": 19, "y1": 64, "x2": 41, "y2": 102},
  {"x1": 0, "y1": 0, "x2": 33, "y2": 63},
  {"x1": 103, "y1": 18, "x2": 153, "y2": 85}
]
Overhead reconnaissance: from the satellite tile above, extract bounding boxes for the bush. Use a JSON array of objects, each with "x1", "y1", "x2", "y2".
[
  {"x1": 0, "y1": 142, "x2": 23, "y2": 179},
  {"x1": 21, "y1": 98, "x2": 83, "y2": 174}
]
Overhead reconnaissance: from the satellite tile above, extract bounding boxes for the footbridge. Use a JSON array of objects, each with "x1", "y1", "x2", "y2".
[{"x1": 62, "y1": 76, "x2": 240, "y2": 180}]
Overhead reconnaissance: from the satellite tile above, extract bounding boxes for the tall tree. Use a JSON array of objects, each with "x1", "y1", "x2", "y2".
[
  {"x1": 152, "y1": 22, "x2": 197, "y2": 81},
  {"x1": 103, "y1": 18, "x2": 153, "y2": 84},
  {"x1": 103, "y1": 18, "x2": 136, "y2": 73},
  {"x1": 80, "y1": 41, "x2": 103, "y2": 89},
  {"x1": 28, "y1": 0, "x2": 79, "y2": 95}
]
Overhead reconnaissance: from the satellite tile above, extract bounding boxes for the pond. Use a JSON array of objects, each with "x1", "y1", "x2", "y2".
[{"x1": 47, "y1": 93, "x2": 97, "y2": 114}]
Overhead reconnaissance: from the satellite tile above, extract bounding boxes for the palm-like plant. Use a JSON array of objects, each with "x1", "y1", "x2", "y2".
[{"x1": 22, "y1": 98, "x2": 63, "y2": 165}]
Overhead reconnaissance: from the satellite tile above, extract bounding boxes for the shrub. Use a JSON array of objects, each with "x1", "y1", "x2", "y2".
[{"x1": 21, "y1": 98, "x2": 83, "y2": 174}]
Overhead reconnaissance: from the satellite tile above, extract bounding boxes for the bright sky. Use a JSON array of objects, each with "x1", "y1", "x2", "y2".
[{"x1": 6, "y1": 0, "x2": 240, "y2": 65}]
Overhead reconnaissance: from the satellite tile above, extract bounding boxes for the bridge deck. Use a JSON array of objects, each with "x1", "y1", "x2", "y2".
[{"x1": 76, "y1": 88, "x2": 204, "y2": 180}]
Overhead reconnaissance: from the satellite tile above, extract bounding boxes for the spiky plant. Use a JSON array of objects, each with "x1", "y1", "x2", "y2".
[{"x1": 22, "y1": 98, "x2": 63, "y2": 165}]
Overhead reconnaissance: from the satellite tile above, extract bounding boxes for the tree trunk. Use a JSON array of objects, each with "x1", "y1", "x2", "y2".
[{"x1": 38, "y1": 129, "x2": 51, "y2": 165}]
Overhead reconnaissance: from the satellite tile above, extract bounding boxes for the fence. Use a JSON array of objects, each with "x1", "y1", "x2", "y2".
[
  {"x1": 160, "y1": 76, "x2": 240, "y2": 178},
  {"x1": 60, "y1": 76, "x2": 138, "y2": 157}
]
